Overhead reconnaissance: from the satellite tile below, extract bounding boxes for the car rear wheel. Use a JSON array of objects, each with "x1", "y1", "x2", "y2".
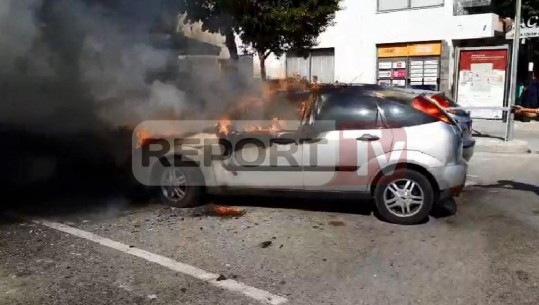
[
  {"x1": 374, "y1": 169, "x2": 434, "y2": 225},
  {"x1": 156, "y1": 163, "x2": 202, "y2": 208}
]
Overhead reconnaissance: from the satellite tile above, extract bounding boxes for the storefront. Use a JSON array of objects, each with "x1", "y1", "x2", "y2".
[{"x1": 376, "y1": 42, "x2": 442, "y2": 91}]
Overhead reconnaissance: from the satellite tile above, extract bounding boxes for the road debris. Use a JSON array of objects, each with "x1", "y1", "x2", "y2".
[
  {"x1": 211, "y1": 205, "x2": 246, "y2": 217},
  {"x1": 216, "y1": 274, "x2": 227, "y2": 281},
  {"x1": 516, "y1": 270, "x2": 530, "y2": 282},
  {"x1": 259, "y1": 241, "x2": 272, "y2": 248},
  {"x1": 328, "y1": 221, "x2": 345, "y2": 226},
  {"x1": 147, "y1": 294, "x2": 157, "y2": 300}
]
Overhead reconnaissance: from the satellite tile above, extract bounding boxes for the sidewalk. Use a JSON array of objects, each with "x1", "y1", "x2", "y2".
[{"x1": 472, "y1": 119, "x2": 539, "y2": 153}]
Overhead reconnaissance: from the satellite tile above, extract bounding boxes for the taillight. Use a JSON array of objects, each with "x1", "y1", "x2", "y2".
[
  {"x1": 411, "y1": 96, "x2": 454, "y2": 124},
  {"x1": 429, "y1": 95, "x2": 456, "y2": 114},
  {"x1": 429, "y1": 95, "x2": 450, "y2": 107}
]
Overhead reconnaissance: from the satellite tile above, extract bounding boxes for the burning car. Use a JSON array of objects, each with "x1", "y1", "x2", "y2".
[{"x1": 132, "y1": 84, "x2": 467, "y2": 225}]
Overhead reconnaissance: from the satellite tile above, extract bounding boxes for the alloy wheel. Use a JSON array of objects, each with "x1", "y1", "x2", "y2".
[{"x1": 383, "y1": 179, "x2": 425, "y2": 218}]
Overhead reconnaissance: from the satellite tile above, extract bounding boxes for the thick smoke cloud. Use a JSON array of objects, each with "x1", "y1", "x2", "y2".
[{"x1": 0, "y1": 0, "x2": 225, "y2": 134}]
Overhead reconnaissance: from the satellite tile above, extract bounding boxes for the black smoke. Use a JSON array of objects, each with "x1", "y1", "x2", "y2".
[{"x1": 0, "y1": 0, "x2": 219, "y2": 201}]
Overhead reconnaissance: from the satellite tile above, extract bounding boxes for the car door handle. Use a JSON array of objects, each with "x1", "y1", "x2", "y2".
[
  {"x1": 271, "y1": 138, "x2": 296, "y2": 145},
  {"x1": 301, "y1": 138, "x2": 322, "y2": 143},
  {"x1": 356, "y1": 134, "x2": 379, "y2": 141}
]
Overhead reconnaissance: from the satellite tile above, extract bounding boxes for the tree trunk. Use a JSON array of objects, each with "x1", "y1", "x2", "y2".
[
  {"x1": 259, "y1": 55, "x2": 267, "y2": 80},
  {"x1": 225, "y1": 29, "x2": 238, "y2": 60}
]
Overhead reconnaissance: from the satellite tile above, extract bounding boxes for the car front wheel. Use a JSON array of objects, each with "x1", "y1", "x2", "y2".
[
  {"x1": 374, "y1": 169, "x2": 434, "y2": 225},
  {"x1": 156, "y1": 163, "x2": 202, "y2": 208}
]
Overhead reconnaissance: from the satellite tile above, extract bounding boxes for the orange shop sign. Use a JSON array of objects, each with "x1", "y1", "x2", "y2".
[
  {"x1": 378, "y1": 42, "x2": 442, "y2": 58},
  {"x1": 377, "y1": 44, "x2": 408, "y2": 58}
]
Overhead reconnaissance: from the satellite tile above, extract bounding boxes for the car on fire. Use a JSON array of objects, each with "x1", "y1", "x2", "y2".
[{"x1": 132, "y1": 84, "x2": 468, "y2": 225}]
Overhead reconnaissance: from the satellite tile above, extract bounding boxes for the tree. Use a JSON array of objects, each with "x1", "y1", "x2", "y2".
[
  {"x1": 179, "y1": 0, "x2": 239, "y2": 59},
  {"x1": 182, "y1": 0, "x2": 340, "y2": 79},
  {"x1": 228, "y1": 0, "x2": 340, "y2": 79}
]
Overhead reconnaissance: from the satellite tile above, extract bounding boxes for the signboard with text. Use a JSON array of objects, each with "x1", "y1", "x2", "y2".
[
  {"x1": 506, "y1": 16, "x2": 539, "y2": 39},
  {"x1": 456, "y1": 48, "x2": 508, "y2": 119}
]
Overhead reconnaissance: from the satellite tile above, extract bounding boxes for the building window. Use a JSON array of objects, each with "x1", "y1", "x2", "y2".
[{"x1": 378, "y1": 0, "x2": 443, "y2": 12}]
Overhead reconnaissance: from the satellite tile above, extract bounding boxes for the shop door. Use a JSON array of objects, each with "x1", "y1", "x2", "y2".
[
  {"x1": 286, "y1": 48, "x2": 335, "y2": 83},
  {"x1": 310, "y1": 49, "x2": 335, "y2": 83},
  {"x1": 286, "y1": 56, "x2": 310, "y2": 79}
]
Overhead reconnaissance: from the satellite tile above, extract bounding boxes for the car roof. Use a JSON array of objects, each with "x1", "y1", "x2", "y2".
[{"x1": 314, "y1": 84, "x2": 419, "y2": 101}]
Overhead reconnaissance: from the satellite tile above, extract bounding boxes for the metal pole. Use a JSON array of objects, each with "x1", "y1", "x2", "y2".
[{"x1": 505, "y1": 0, "x2": 523, "y2": 141}]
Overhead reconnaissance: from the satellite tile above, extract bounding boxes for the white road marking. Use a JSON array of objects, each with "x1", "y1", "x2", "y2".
[{"x1": 28, "y1": 218, "x2": 288, "y2": 305}]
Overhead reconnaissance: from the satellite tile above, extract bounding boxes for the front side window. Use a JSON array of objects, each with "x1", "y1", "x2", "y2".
[{"x1": 378, "y1": 0, "x2": 443, "y2": 12}]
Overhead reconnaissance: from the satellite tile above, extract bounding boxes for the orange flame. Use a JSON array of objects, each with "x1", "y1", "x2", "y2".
[
  {"x1": 135, "y1": 128, "x2": 153, "y2": 148},
  {"x1": 218, "y1": 117, "x2": 232, "y2": 135}
]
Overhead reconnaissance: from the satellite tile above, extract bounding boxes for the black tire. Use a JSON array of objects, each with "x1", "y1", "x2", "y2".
[
  {"x1": 154, "y1": 162, "x2": 203, "y2": 208},
  {"x1": 374, "y1": 169, "x2": 434, "y2": 225}
]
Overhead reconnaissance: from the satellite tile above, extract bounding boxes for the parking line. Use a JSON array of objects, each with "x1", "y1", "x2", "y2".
[{"x1": 28, "y1": 217, "x2": 288, "y2": 305}]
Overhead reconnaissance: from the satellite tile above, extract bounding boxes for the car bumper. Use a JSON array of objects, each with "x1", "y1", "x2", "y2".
[
  {"x1": 463, "y1": 139, "x2": 475, "y2": 161},
  {"x1": 430, "y1": 163, "x2": 468, "y2": 197}
]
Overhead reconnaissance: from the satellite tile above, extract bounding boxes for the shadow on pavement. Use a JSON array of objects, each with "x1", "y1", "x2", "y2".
[
  {"x1": 475, "y1": 180, "x2": 539, "y2": 196},
  {"x1": 472, "y1": 129, "x2": 505, "y2": 141},
  {"x1": 213, "y1": 194, "x2": 455, "y2": 224},
  {"x1": 431, "y1": 197, "x2": 458, "y2": 218},
  {"x1": 212, "y1": 194, "x2": 375, "y2": 216}
]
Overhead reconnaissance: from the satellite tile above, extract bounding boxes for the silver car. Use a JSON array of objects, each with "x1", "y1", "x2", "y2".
[{"x1": 134, "y1": 85, "x2": 468, "y2": 225}]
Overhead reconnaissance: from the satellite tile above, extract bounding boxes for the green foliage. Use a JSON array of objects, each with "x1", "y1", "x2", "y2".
[
  {"x1": 225, "y1": 0, "x2": 340, "y2": 58},
  {"x1": 179, "y1": 0, "x2": 234, "y2": 33},
  {"x1": 182, "y1": 0, "x2": 340, "y2": 77}
]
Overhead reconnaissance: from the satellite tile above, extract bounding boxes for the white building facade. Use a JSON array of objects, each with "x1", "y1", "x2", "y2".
[{"x1": 258, "y1": 0, "x2": 506, "y2": 97}]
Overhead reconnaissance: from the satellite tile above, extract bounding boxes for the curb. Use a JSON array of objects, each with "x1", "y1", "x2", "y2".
[{"x1": 473, "y1": 137, "x2": 530, "y2": 154}]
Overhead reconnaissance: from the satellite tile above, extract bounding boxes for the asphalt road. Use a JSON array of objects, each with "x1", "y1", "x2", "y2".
[{"x1": 2, "y1": 152, "x2": 539, "y2": 305}]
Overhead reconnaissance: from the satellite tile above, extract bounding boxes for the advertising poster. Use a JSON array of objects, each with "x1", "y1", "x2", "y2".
[
  {"x1": 378, "y1": 79, "x2": 391, "y2": 86},
  {"x1": 378, "y1": 70, "x2": 391, "y2": 78},
  {"x1": 392, "y1": 70, "x2": 407, "y2": 78},
  {"x1": 456, "y1": 49, "x2": 508, "y2": 119},
  {"x1": 392, "y1": 61, "x2": 406, "y2": 69},
  {"x1": 378, "y1": 62, "x2": 392, "y2": 69}
]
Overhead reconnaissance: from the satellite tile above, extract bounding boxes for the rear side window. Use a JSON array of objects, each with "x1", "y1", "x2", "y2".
[
  {"x1": 378, "y1": 98, "x2": 438, "y2": 128},
  {"x1": 315, "y1": 93, "x2": 383, "y2": 130}
]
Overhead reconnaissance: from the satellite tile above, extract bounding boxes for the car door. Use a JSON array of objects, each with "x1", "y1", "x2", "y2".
[
  {"x1": 212, "y1": 125, "x2": 304, "y2": 189},
  {"x1": 302, "y1": 91, "x2": 394, "y2": 192}
]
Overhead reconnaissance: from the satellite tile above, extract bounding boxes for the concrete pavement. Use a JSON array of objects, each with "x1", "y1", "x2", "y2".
[
  {"x1": 472, "y1": 119, "x2": 539, "y2": 153},
  {"x1": 2, "y1": 152, "x2": 539, "y2": 305}
]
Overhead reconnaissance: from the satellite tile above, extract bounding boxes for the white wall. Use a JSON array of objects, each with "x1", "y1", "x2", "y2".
[{"x1": 258, "y1": 0, "x2": 500, "y2": 84}]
